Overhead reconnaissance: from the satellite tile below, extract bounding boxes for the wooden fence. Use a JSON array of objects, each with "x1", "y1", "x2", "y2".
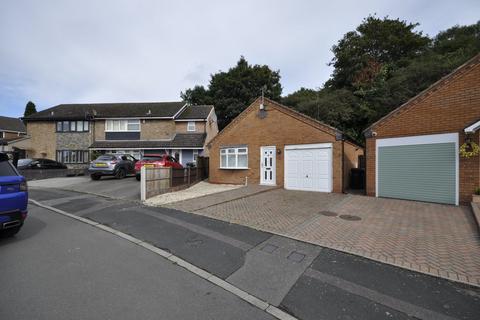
[{"x1": 140, "y1": 162, "x2": 208, "y2": 201}]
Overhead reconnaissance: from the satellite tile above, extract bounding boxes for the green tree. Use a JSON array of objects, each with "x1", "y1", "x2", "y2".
[
  {"x1": 284, "y1": 18, "x2": 479, "y2": 143},
  {"x1": 327, "y1": 15, "x2": 430, "y2": 90},
  {"x1": 23, "y1": 101, "x2": 37, "y2": 117},
  {"x1": 181, "y1": 57, "x2": 282, "y2": 129}
]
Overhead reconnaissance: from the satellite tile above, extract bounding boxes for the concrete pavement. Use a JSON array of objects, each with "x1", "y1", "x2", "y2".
[
  {"x1": 0, "y1": 205, "x2": 276, "y2": 320},
  {"x1": 24, "y1": 187, "x2": 480, "y2": 320}
]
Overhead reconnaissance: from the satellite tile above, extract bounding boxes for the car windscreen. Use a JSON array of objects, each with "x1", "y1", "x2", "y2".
[
  {"x1": 96, "y1": 155, "x2": 116, "y2": 161},
  {"x1": 141, "y1": 156, "x2": 164, "y2": 161},
  {"x1": 0, "y1": 161, "x2": 18, "y2": 176},
  {"x1": 18, "y1": 159, "x2": 33, "y2": 167}
]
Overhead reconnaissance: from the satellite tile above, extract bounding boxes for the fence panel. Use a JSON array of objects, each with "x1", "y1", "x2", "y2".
[
  {"x1": 141, "y1": 162, "x2": 209, "y2": 201},
  {"x1": 141, "y1": 166, "x2": 171, "y2": 201}
]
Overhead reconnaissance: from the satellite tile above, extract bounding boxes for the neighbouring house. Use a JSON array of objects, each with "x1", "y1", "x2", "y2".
[
  {"x1": 364, "y1": 53, "x2": 480, "y2": 205},
  {"x1": 207, "y1": 97, "x2": 363, "y2": 193},
  {"x1": 23, "y1": 102, "x2": 218, "y2": 168},
  {"x1": 0, "y1": 116, "x2": 30, "y2": 157}
]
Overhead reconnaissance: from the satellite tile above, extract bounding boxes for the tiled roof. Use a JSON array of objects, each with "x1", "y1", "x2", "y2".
[
  {"x1": 89, "y1": 133, "x2": 206, "y2": 149},
  {"x1": 0, "y1": 116, "x2": 26, "y2": 133},
  {"x1": 24, "y1": 102, "x2": 186, "y2": 121},
  {"x1": 176, "y1": 105, "x2": 213, "y2": 119}
]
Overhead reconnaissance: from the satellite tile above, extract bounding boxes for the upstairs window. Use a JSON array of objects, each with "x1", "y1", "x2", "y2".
[
  {"x1": 187, "y1": 121, "x2": 196, "y2": 132},
  {"x1": 105, "y1": 119, "x2": 140, "y2": 132},
  {"x1": 220, "y1": 147, "x2": 248, "y2": 169},
  {"x1": 56, "y1": 121, "x2": 89, "y2": 132}
]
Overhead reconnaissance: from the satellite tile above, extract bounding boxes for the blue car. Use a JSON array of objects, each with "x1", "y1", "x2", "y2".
[{"x1": 0, "y1": 153, "x2": 28, "y2": 237}]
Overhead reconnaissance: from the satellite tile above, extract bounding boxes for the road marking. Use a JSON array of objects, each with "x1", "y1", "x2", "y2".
[
  {"x1": 304, "y1": 268, "x2": 458, "y2": 320},
  {"x1": 29, "y1": 198, "x2": 300, "y2": 320},
  {"x1": 135, "y1": 207, "x2": 254, "y2": 251}
]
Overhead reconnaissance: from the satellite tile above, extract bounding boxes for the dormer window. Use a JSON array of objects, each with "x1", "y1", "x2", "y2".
[{"x1": 187, "y1": 121, "x2": 196, "y2": 132}]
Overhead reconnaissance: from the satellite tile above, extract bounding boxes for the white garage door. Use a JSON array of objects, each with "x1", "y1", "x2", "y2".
[{"x1": 284, "y1": 143, "x2": 333, "y2": 192}]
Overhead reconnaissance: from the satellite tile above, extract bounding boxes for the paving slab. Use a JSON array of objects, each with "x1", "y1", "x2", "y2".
[{"x1": 227, "y1": 235, "x2": 321, "y2": 306}]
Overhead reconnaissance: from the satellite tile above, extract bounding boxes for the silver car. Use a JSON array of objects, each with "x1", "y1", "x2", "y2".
[{"x1": 88, "y1": 154, "x2": 137, "y2": 180}]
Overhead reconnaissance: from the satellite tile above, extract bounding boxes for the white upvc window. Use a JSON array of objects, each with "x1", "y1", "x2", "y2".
[
  {"x1": 105, "y1": 119, "x2": 140, "y2": 132},
  {"x1": 187, "y1": 121, "x2": 196, "y2": 132},
  {"x1": 220, "y1": 147, "x2": 248, "y2": 169},
  {"x1": 193, "y1": 150, "x2": 199, "y2": 162}
]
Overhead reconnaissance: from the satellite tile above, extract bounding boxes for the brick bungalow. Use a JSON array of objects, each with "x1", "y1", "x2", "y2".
[
  {"x1": 364, "y1": 53, "x2": 480, "y2": 205},
  {"x1": 207, "y1": 97, "x2": 363, "y2": 193}
]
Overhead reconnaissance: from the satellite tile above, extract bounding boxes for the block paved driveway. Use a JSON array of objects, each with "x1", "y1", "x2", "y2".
[{"x1": 165, "y1": 187, "x2": 480, "y2": 286}]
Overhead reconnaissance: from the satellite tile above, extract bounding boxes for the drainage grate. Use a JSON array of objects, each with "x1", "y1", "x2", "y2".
[
  {"x1": 339, "y1": 214, "x2": 362, "y2": 221},
  {"x1": 319, "y1": 211, "x2": 338, "y2": 217},
  {"x1": 261, "y1": 244, "x2": 279, "y2": 254}
]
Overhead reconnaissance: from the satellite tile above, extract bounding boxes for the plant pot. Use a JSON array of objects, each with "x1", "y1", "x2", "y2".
[{"x1": 472, "y1": 194, "x2": 480, "y2": 203}]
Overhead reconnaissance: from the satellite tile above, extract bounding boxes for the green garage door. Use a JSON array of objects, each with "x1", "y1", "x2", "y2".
[{"x1": 377, "y1": 142, "x2": 456, "y2": 204}]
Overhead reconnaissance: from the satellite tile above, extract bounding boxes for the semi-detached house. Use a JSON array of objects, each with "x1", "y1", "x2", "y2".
[{"x1": 23, "y1": 102, "x2": 218, "y2": 168}]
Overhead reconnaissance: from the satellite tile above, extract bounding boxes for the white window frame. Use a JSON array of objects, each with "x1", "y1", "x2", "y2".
[
  {"x1": 105, "y1": 119, "x2": 141, "y2": 132},
  {"x1": 193, "y1": 150, "x2": 199, "y2": 163},
  {"x1": 187, "y1": 121, "x2": 196, "y2": 132},
  {"x1": 220, "y1": 147, "x2": 248, "y2": 169}
]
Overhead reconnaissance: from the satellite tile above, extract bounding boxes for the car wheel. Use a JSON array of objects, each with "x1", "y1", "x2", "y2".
[
  {"x1": 0, "y1": 226, "x2": 21, "y2": 238},
  {"x1": 136, "y1": 174, "x2": 141, "y2": 181},
  {"x1": 116, "y1": 168, "x2": 126, "y2": 179},
  {"x1": 90, "y1": 174, "x2": 101, "y2": 181}
]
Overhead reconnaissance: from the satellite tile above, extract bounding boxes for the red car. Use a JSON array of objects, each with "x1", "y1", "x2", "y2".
[{"x1": 135, "y1": 154, "x2": 183, "y2": 180}]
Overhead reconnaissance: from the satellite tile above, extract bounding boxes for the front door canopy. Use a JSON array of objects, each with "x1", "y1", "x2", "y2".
[{"x1": 464, "y1": 119, "x2": 480, "y2": 134}]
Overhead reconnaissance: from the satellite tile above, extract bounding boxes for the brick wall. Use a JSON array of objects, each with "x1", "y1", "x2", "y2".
[
  {"x1": 94, "y1": 121, "x2": 105, "y2": 141},
  {"x1": 366, "y1": 59, "x2": 480, "y2": 203},
  {"x1": 141, "y1": 120, "x2": 175, "y2": 140},
  {"x1": 175, "y1": 121, "x2": 206, "y2": 133},
  {"x1": 209, "y1": 99, "x2": 362, "y2": 192},
  {"x1": 26, "y1": 121, "x2": 56, "y2": 159}
]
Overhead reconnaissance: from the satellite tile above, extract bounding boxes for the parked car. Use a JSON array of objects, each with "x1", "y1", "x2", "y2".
[
  {"x1": 89, "y1": 154, "x2": 137, "y2": 180},
  {"x1": 135, "y1": 154, "x2": 183, "y2": 181},
  {"x1": 0, "y1": 153, "x2": 28, "y2": 238},
  {"x1": 17, "y1": 158, "x2": 67, "y2": 170}
]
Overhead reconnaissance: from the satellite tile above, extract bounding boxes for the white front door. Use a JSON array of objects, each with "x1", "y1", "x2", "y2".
[{"x1": 260, "y1": 146, "x2": 276, "y2": 185}]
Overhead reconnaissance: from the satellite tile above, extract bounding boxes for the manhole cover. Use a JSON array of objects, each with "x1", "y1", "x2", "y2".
[
  {"x1": 339, "y1": 214, "x2": 361, "y2": 221},
  {"x1": 287, "y1": 251, "x2": 306, "y2": 263},
  {"x1": 319, "y1": 211, "x2": 338, "y2": 217}
]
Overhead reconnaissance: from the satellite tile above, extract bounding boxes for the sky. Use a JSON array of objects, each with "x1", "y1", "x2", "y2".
[{"x1": 0, "y1": 0, "x2": 478, "y2": 118}]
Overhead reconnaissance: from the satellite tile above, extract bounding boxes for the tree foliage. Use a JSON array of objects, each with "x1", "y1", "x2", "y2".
[
  {"x1": 284, "y1": 18, "x2": 480, "y2": 143},
  {"x1": 23, "y1": 101, "x2": 37, "y2": 117},
  {"x1": 181, "y1": 57, "x2": 282, "y2": 129}
]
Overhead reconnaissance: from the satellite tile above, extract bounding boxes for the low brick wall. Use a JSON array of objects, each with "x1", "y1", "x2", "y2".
[{"x1": 19, "y1": 168, "x2": 87, "y2": 181}]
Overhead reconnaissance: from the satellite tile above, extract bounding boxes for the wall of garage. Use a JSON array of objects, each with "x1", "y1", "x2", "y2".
[
  {"x1": 366, "y1": 57, "x2": 480, "y2": 204},
  {"x1": 208, "y1": 98, "x2": 363, "y2": 193}
]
